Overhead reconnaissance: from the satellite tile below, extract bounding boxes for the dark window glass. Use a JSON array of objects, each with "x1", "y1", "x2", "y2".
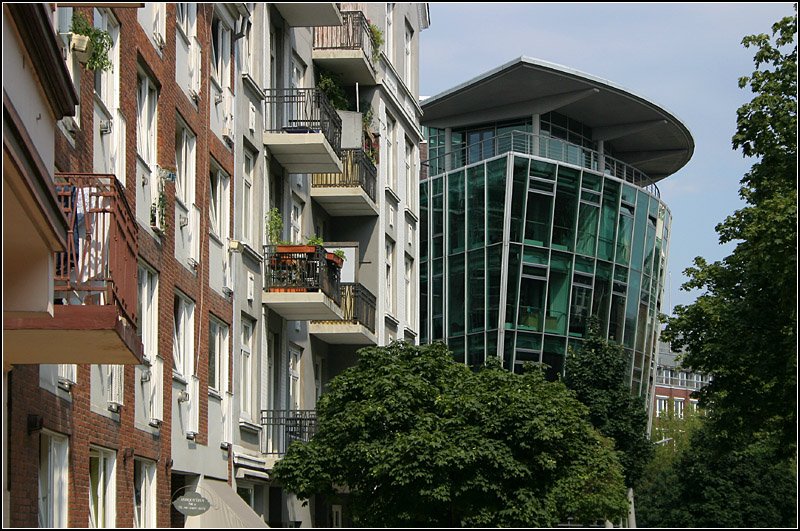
[
  {"x1": 448, "y1": 254, "x2": 465, "y2": 337},
  {"x1": 467, "y1": 249, "x2": 485, "y2": 333},
  {"x1": 486, "y1": 158, "x2": 507, "y2": 244},
  {"x1": 448, "y1": 170, "x2": 465, "y2": 254},
  {"x1": 466, "y1": 165, "x2": 485, "y2": 250}
]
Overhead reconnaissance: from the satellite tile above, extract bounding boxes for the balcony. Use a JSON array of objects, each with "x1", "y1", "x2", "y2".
[
  {"x1": 273, "y1": 3, "x2": 342, "y2": 28},
  {"x1": 260, "y1": 409, "x2": 317, "y2": 458},
  {"x1": 310, "y1": 283, "x2": 377, "y2": 345},
  {"x1": 4, "y1": 173, "x2": 143, "y2": 365},
  {"x1": 311, "y1": 148, "x2": 378, "y2": 216},
  {"x1": 263, "y1": 88, "x2": 343, "y2": 174},
  {"x1": 313, "y1": 11, "x2": 378, "y2": 85},
  {"x1": 263, "y1": 245, "x2": 343, "y2": 321}
]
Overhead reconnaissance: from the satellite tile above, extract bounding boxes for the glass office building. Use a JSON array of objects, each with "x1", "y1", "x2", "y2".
[{"x1": 419, "y1": 58, "x2": 693, "y2": 398}]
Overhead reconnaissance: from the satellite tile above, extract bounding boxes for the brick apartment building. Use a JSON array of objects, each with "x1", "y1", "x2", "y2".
[{"x1": 3, "y1": 3, "x2": 429, "y2": 527}]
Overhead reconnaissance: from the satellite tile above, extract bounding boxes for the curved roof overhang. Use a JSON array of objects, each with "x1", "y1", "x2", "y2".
[{"x1": 421, "y1": 57, "x2": 694, "y2": 182}]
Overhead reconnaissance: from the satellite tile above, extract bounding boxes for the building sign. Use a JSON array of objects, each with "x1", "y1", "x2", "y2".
[{"x1": 173, "y1": 491, "x2": 211, "y2": 516}]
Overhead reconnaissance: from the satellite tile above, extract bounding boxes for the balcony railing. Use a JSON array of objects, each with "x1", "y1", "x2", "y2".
[
  {"x1": 263, "y1": 245, "x2": 342, "y2": 306},
  {"x1": 260, "y1": 409, "x2": 317, "y2": 456},
  {"x1": 313, "y1": 10, "x2": 376, "y2": 69},
  {"x1": 423, "y1": 130, "x2": 661, "y2": 198},
  {"x1": 264, "y1": 88, "x2": 342, "y2": 157},
  {"x1": 312, "y1": 282, "x2": 377, "y2": 333},
  {"x1": 312, "y1": 148, "x2": 377, "y2": 202},
  {"x1": 54, "y1": 172, "x2": 138, "y2": 327}
]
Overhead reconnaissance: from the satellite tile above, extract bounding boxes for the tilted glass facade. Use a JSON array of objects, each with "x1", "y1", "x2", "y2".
[{"x1": 420, "y1": 127, "x2": 671, "y2": 397}]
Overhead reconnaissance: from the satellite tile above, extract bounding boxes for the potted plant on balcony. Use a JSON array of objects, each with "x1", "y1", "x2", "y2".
[
  {"x1": 367, "y1": 21, "x2": 384, "y2": 64},
  {"x1": 70, "y1": 12, "x2": 113, "y2": 72},
  {"x1": 316, "y1": 69, "x2": 349, "y2": 111},
  {"x1": 325, "y1": 249, "x2": 346, "y2": 268}
]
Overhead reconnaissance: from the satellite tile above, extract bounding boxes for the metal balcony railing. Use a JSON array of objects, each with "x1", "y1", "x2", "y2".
[
  {"x1": 53, "y1": 172, "x2": 138, "y2": 327},
  {"x1": 312, "y1": 282, "x2": 377, "y2": 333},
  {"x1": 312, "y1": 148, "x2": 377, "y2": 202},
  {"x1": 263, "y1": 245, "x2": 342, "y2": 306},
  {"x1": 313, "y1": 10, "x2": 376, "y2": 69},
  {"x1": 264, "y1": 88, "x2": 342, "y2": 157},
  {"x1": 422, "y1": 130, "x2": 661, "y2": 198},
  {"x1": 260, "y1": 409, "x2": 317, "y2": 456}
]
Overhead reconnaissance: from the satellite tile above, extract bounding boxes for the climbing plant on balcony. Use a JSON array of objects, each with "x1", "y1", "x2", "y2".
[
  {"x1": 70, "y1": 12, "x2": 113, "y2": 72},
  {"x1": 316, "y1": 69, "x2": 349, "y2": 111},
  {"x1": 367, "y1": 22, "x2": 384, "y2": 63}
]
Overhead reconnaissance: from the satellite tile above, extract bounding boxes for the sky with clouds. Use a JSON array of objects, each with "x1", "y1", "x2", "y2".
[{"x1": 418, "y1": 2, "x2": 794, "y2": 313}]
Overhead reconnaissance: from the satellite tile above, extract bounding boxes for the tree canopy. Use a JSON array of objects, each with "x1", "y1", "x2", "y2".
[
  {"x1": 639, "y1": 8, "x2": 797, "y2": 527},
  {"x1": 564, "y1": 319, "x2": 653, "y2": 489},
  {"x1": 272, "y1": 341, "x2": 629, "y2": 527}
]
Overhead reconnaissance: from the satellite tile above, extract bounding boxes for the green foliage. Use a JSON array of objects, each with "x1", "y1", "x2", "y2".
[
  {"x1": 642, "y1": 9, "x2": 798, "y2": 527},
  {"x1": 306, "y1": 234, "x2": 324, "y2": 246},
  {"x1": 368, "y1": 23, "x2": 384, "y2": 63},
  {"x1": 316, "y1": 69, "x2": 349, "y2": 111},
  {"x1": 563, "y1": 319, "x2": 653, "y2": 488},
  {"x1": 266, "y1": 208, "x2": 286, "y2": 245},
  {"x1": 333, "y1": 249, "x2": 346, "y2": 261},
  {"x1": 273, "y1": 342, "x2": 629, "y2": 527},
  {"x1": 71, "y1": 12, "x2": 113, "y2": 72}
]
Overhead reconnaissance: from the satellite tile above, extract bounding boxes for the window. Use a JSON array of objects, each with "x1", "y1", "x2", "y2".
[
  {"x1": 678, "y1": 371, "x2": 687, "y2": 388},
  {"x1": 674, "y1": 398, "x2": 685, "y2": 419},
  {"x1": 176, "y1": 3, "x2": 196, "y2": 39},
  {"x1": 239, "y1": 318, "x2": 254, "y2": 419},
  {"x1": 89, "y1": 447, "x2": 116, "y2": 528},
  {"x1": 150, "y1": 2, "x2": 166, "y2": 49},
  {"x1": 99, "y1": 365, "x2": 124, "y2": 411},
  {"x1": 655, "y1": 396, "x2": 668, "y2": 418},
  {"x1": 405, "y1": 257, "x2": 414, "y2": 326},
  {"x1": 133, "y1": 459, "x2": 156, "y2": 528},
  {"x1": 241, "y1": 18, "x2": 254, "y2": 76},
  {"x1": 211, "y1": 13, "x2": 231, "y2": 88},
  {"x1": 385, "y1": 3, "x2": 394, "y2": 63},
  {"x1": 289, "y1": 347, "x2": 301, "y2": 410},
  {"x1": 55, "y1": 6, "x2": 81, "y2": 131},
  {"x1": 386, "y1": 241, "x2": 395, "y2": 315},
  {"x1": 172, "y1": 293, "x2": 195, "y2": 379},
  {"x1": 404, "y1": 22, "x2": 413, "y2": 87},
  {"x1": 209, "y1": 317, "x2": 228, "y2": 393},
  {"x1": 136, "y1": 73, "x2": 158, "y2": 169},
  {"x1": 290, "y1": 197, "x2": 303, "y2": 244},
  {"x1": 209, "y1": 169, "x2": 230, "y2": 238},
  {"x1": 237, "y1": 484, "x2": 255, "y2": 507},
  {"x1": 332, "y1": 505, "x2": 342, "y2": 528},
  {"x1": 386, "y1": 115, "x2": 396, "y2": 190},
  {"x1": 137, "y1": 265, "x2": 162, "y2": 425},
  {"x1": 405, "y1": 139, "x2": 415, "y2": 210},
  {"x1": 175, "y1": 122, "x2": 196, "y2": 207},
  {"x1": 243, "y1": 152, "x2": 254, "y2": 244},
  {"x1": 93, "y1": 8, "x2": 124, "y2": 183},
  {"x1": 93, "y1": 8, "x2": 119, "y2": 112},
  {"x1": 690, "y1": 399, "x2": 699, "y2": 413},
  {"x1": 39, "y1": 432, "x2": 69, "y2": 528}
]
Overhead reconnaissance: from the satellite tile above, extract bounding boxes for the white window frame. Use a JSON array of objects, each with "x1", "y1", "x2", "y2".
[
  {"x1": 89, "y1": 447, "x2": 116, "y2": 528},
  {"x1": 151, "y1": 2, "x2": 166, "y2": 49},
  {"x1": 137, "y1": 265, "x2": 159, "y2": 363},
  {"x1": 289, "y1": 346, "x2": 301, "y2": 411},
  {"x1": 239, "y1": 317, "x2": 254, "y2": 419},
  {"x1": 242, "y1": 151, "x2": 254, "y2": 245},
  {"x1": 386, "y1": 240, "x2": 395, "y2": 315},
  {"x1": 211, "y1": 12, "x2": 231, "y2": 89},
  {"x1": 133, "y1": 459, "x2": 156, "y2": 528},
  {"x1": 674, "y1": 398, "x2": 685, "y2": 419},
  {"x1": 175, "y1": 123, "x2": 196, "y2": 208},
  {"x1": 404, "y1": 21, "x2": 413, "y2": 87},
  {"x1": 405, "y1": 256, "x2": 413, "y2": 326},
  {"x1": 385, "y1": 3, "x2": 394, "y2": 63},
  {"x1": 55, "y1": 6, "x2": 81, "y2": 131},
  {"x1": 39, "y1": 432, "x2": 69, "y2": 528},
  {"x1": 290, "y1": 196, "x2": 303, "y2": 244},
  {"x1": 176, "y1": 3, "x2": 196, "y2": 41},
  {"x1": 100, "y1": 364, "x2": 124, "y2": 411},
  {"x1": 209, "y1": 168, "x2": 230, "y2": 239},
  {"x1": 94, "y1": 8, "x2": 120, "y2": 112},
  {"x1": 172, "y1": 293, "x2": 195, "y2": 379},
  {"x1": 405, "y1": 138, "x2": 415, "y2": 210},
  {"x1": 136, "y1": 73, "x2": 158, "y2": 170},
  {"x1": 209, "y1": 317, "x2": 228, "y2": 394},
  {"x1": 386, "y1": 115, "x2": 396, "y2": 191},
  {"x1": 655, "y1": 395, "x2": 668, "y2": 418}
]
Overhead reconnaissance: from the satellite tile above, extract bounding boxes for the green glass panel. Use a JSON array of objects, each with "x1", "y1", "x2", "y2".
[
  {"x1": 487, "y1": 244, "x2": 502, "y2": 330},
  {"x1": 636, "y1": 303, "x2": 648, "y2": 352},
  {"x1": 467, "y1": 333, "x2": 484, "y2": 367},
  {"x1": 505, "y1": 245, "x2": 522, "y2": 329},
  {"x1": 518, "y1": 276, "x2": 546, "y2": 332},
  {"x1": 545, "y1": 252, "x2": 572, "y2": 334},
  {"x1": 598, "y1": 180, "x2": 619, "y2": 260},
  {"x1": 621, "y1": 184, "x2": 637, "y2": 205},
  {"x1": 614, "y1": 265, "x2": 629, "y2": 283},
  {"x1": 623, "y1": 271, "x2": 641, "y2": 348},
  {"x1": 467, "y1": 165, "x2": 485, "y2": 250},
  {"x1": 432, "y1": 258, "x2": 443, "y2": 339},
  {"x1": 630, "y1": 191, "x2": 650, "y2": 272},
  {"x1": 523, "y1": 246, "x2": 549, "y2": 265},
  {"x1": 581, "y1": 171, "x2": 602, "y2": 191},
  {"x1": 486, "y1": 158, "x2": 507, "y2": 244},
  {"x1": 575, "y1": 256, "x2": 594, "y2": 274},
  {"x1": 450, "y1": 132, "x2": 464, "y2": 168},
  {"x1": 448, "y1": 170, "x2": 466, "y2": 254},
  {"x1": 609, "y1": 293, "x2": 625, "y2": 343},
  {"x1": 552, "y1": 168, "x2": 579, "y2": 251},
  {"x1": 448, "y1": 254, "x2": 465, "y2": 337},
  {"x1": 616, "y1": 212, "x2": 633, "y2": 265},
  {"x1": 420, "y1": 261, "x2": 428, "y2": 344},
  {"x1": 486, "y1": 331, "x2": 498, "y2": 357},
  {"x1": 592, "y1": 261, "x2": 612, "y2": 337},
  {"x1": 643, "y1": 224, "x2": 656, "y2": 278},
  {"x1": 510, "y1": 157, "x2": 528, "y2": 243},
  {"x1": 569, "y1": 283, "x2": 592, "y2": 337},
  {"x1": 516, "y1": 332, "x2": 542, "y2": 351},
  {"x1": 420, "y1": 181, "x2": 429, "y2": 261},
  {"x1": 467, "y1": 249, "x2": 485, "y2": 333},
  {"x1": 432, "y1": 178, "x2": 444, "y2": 258},
  {"x1": 449, "y1": 336, "x2": 465, "y2": 364},
  {"x1": 530, "y1": 160, "x2": 556, "y2": 180},
  {"x1": 543, "y1": 336, "x2": 566, "y2": 381},
  {"x1": 576, "y1": 202, "x2": 599, "y2": 256},
  {"x1": 504, "y1": 333, "x2": 515, "y2": 371},
  {"x1": 524, "y1": 192, "x2": 553, "y2": 247}
]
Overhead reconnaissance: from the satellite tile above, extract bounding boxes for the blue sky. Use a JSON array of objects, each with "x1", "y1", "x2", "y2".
[{"x1": 418, "y1": 2, "x2": 794, "y2": 313}]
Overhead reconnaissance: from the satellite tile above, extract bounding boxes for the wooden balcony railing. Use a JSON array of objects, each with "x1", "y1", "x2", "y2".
[
  {"x1": 312, "y1": 148, "x2": 377, "y2": 202},
  {"x1": 53, "y1": 173, "x2": 138, "y2": 328}
]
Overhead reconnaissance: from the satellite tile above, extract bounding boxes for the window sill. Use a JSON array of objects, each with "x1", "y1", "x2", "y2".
[
  {"x1": 385, "y1": 313, "x2": 400, "y2": 327},
  {"x1": 172, "y1": 371, "x2": 188, "y2": 385},
  {"x1": 208, "y1": 388, "x2": 223, "y2": 401},
  {"x1": 404, "y1": 207, "x2": 418, "y2": 223},
  {"x1": 241, "y1": 73, "x2": 265, "y2": 100},
  {"x1": 384, "y1": 186, "x2": 401, "y2": 204},
  {"x1": 239, "y1": 419, "x2": 262, "y2": 433}
]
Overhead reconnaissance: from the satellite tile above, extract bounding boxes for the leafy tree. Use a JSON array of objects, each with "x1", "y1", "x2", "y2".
[
  {"x1": 273, "y1": 341, "x2": 629, "y2": 527},
  {"x1": 564, "y1": 319, "x2": 653, "y2": 489},
  {"x1": 638, "y1": 8, "x2": 797, "y2": 527}
]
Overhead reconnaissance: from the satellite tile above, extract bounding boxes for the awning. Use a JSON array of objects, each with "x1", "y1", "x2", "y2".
[{"x1": 184, "y1": 477, "x2": 269, "y2": 528}]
